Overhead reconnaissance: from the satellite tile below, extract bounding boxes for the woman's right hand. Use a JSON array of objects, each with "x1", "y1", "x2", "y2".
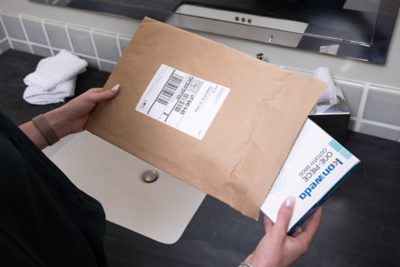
[{"x1": 244, "y1": 197, "x2": 322, "y2": 267}]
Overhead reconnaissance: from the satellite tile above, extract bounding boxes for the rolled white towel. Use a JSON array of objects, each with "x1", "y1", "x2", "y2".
[
  {"x1": 23, "y1": 50, "x2": 87, "y2": 105},
  {"x1": 23, "y1": 79, "x2": 76, "y2": 105},
  {"x1": 24, "y1": 50, "x2": 87, "y2": 91}
]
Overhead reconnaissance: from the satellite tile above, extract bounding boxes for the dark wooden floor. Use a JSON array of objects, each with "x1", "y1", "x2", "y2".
[{"x1": 1, "y1": 50, "x2": 400, "y2": 267}]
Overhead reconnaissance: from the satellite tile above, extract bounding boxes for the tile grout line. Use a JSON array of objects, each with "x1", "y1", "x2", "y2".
[
  {"x1": 64, "y1": 23, "x2": 75, "y2": 53},
  {"x1": 368, "y1": 83, "x2": 400, "y2": 94},
  {"x1": 18, "y1": 14, "x2": 34, "y2": 54},
  {"x1": 38, "y1": 14, "x2": 128, "y2": 40},
  {"x1": 354, "y1": 82, "x2": 369, "y2": 132},
  {"x1": 6, "y1": 36, "x2": 117, "y2": 64},
  {"x1": 359, "y1": 119, "x2": 400, "y2": 131},
  {"x1": 41, "y1": 18, "x2": 54, "y2": 56},
  {"x1": 2, "y1": 10, "x2": 125, "y2": 46},
  {"x1": 89, "y1": 28, "x2": 102, "y2": 71},
  {"x1": 0, "y1": 37, "x2": 7, "y2": 43},
  {"x1": 116, "y1": 33, "x2": 122, "y2": 57},
  {"x1": 0, "y1": 12, "x2": 14, "y2": 49}
]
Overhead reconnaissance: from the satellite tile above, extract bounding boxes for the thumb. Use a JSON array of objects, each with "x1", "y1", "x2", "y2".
[
  {"x1": 274, "y1": 196, "x2": 296, "y2": 235},
  {"x1": 88, "y1": 84, "x2": 120, "y2": 103}
]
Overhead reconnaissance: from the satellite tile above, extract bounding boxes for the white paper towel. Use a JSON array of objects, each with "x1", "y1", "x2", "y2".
[{"x1": 313, "y1": 67, "x2": 338, "y2": 105}]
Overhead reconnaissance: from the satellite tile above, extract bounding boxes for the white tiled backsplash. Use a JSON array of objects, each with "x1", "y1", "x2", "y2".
[
  {"x1": 1, "y1": 11, "x2": 400, "y2": 143},
  {"x1": 0, "y1": 12, "x2": 130, "y2": 70}
]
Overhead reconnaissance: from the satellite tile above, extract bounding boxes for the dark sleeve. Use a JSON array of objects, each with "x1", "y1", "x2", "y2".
[{"x1": 0, "y1": 113, "x2": 108, "y2": 267}]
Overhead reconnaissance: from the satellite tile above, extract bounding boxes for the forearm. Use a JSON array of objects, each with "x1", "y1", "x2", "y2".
[{"x1": 19, "y1": 109, "x2": 68, "y2": 150}]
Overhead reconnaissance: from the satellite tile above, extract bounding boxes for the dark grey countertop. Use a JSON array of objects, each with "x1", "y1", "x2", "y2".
[{"x1": 1, "y1": 50, "x2": 400, "y2": 267}]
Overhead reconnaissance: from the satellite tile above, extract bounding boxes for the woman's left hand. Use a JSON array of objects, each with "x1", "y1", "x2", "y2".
[
  {"x1": 20, "y1": 84, "x2": 120, "y2": 149},
  {"x1": 45, "y1": 84, "x2": 120, "y2": 138}
]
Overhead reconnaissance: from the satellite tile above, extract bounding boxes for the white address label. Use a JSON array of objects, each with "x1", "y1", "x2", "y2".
[{"x1": 136, "y1": 64, "x2": 230, "y2": 140}]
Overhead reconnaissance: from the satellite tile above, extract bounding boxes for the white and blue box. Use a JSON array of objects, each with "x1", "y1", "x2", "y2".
[{"x1": 261, "y1": 119, "x2": 360, "y2": 233}]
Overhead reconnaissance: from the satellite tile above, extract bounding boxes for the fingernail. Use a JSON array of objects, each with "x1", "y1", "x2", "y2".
[
  {"x1": 285, "y1": 196, "x2": 296, "y2": 208},
  {"x1": 111, "y1": 84, "x2": 120, "y2": 91}
]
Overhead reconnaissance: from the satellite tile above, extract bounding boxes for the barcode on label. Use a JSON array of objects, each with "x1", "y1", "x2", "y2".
[
  {"x1": 156, "y1": 71, "x2": 184, "y2": 106},
  {"x1": 174, "y1": 92, "x2": 190, "y2": 113}
]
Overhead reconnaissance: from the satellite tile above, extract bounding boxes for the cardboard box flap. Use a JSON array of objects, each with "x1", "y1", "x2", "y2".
[{"x1": 86, "y1": 17, "x2": 326, "y2": 219}]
